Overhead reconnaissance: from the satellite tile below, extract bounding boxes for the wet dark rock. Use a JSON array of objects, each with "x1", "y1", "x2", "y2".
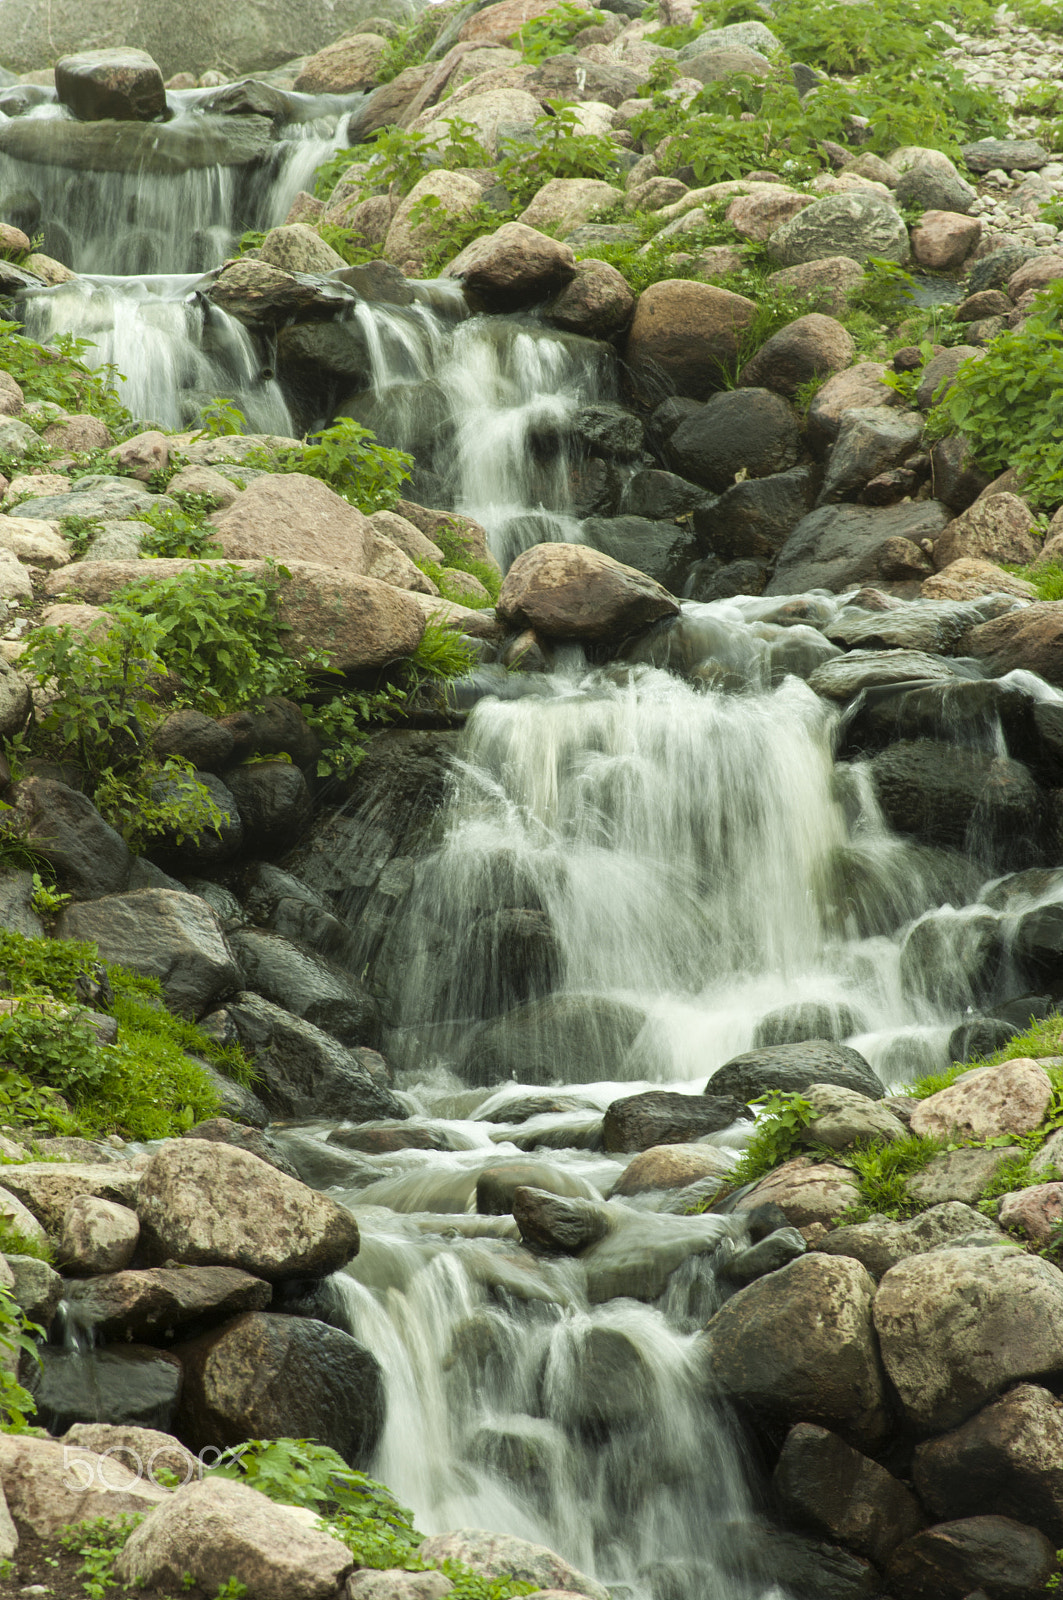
[
  {"x1": 176, "y1": 1311, "x2": 384, "y2": 1469},
  {"x1": 707, "y1": 1042, "x2": 884, "y2": 1103},
  {"x1": 722, "y1": 1226, "x2": 806, "y2": 1284},
  {"x1": 774, "y1": 1422, "x2": 924, "y2": 1567},
  {"x1": 899, "y1": 910, "x2": 1006, "y2": 1010},
  {"x1": 2, "y1": 778, "x2": 131, "y2": 901},
  {"x1": 840, "y1": 678, "x2": 1036, "y2": 763},
  {"x1": 63, "y1": 1265, "x2": 271, "y2": 1342},
  {"x1": 685, "y1": 556, "x2": 768, "y2": 600},
  {"x1": 930, "y1": 434, "x2": 993, "y2": 510},
  {"x1": 753, "y1": 1001, "x2": 863, "y2": 1048},
  {"x1": 618, "y1": 469, "x2": 715, "y2": 523},
  {"x1": 816, "y1": 408, "x2": 924, "y2": 506},
  {"x1": 700, "y1": 1253, "x2": 888, "y2": 1450},
  {"x1": 152, "y1": 710, "x2": 236, "y2": 772},
  {"x1": 715, "y1": 1522, "x2": 881, "y2": 1600},
  {"x1": 568, "y1": 457, "x2": 624, "y2": 518},
  {"x1": 571, "y1": 403, "x2": 644, "y2": 459},
  {"x1": 327, "y1": 1123, "x2": 452, "y2": 1154},
  {"x1": 949, "y1": 1016, "x2": 1020, "y2": 1063},
  {"x1": 667, "y1": 389, "x2": 801, "y2": 493},
  {"x1": 968, "y1": 245, "x2": 1036, "y2": 293},
  {"x1": 825, "y1": 597, "x2": 991, "y2": 655},
  {"x1": 33, "y1": 1346, "x2": 182, "y2": 1434},
  {"x1": 766, "y1": 502, "x2": 947, "y2": 595},
  {"x1": 476, "y1": 1162, "x2": 601, "y2": 1214},
  {"x1": 218, "y1": 697, "x2": 321, "y2": 769},
  {"x1": 464, "y1": 908, "x2": 561, "y2": 1017},
  {"x1": 219, "y1": 992, "x2": 405, "y2": 1121},
  {"x1": 913, "y1": 1384, "x2": 1063, "y2": 1543},
  {"x1": 0, "y1": 114, "x2": 274, "y2": 175},
  {"x1": 58, "y1": 889, "x2": 237, "y2": 1017},
  {"x1": 1015, "y1": 901, "x2": 1063, "y2": 984},
  {"x1": 207, "y1": 256, "x2": 350, "y2": 328},
  {"x1": 602, "y1": 1090, "x2": 751, "y2": 1152},
  {"x1": 869, "y1": 740, "x2": 1045, "y2": 868},
  {"x1": 226, "y1": 927, "x2": 379, "y2": 1046},
  {"x1": 223, "y1": 762, "x2": 312, "y2": 853},
  {"x1": 691, "y1": 466, "x2": 817, "y2": 562},
  {"x1": 886, "y1": 1515, "x2": 1055, "y2": 1600},
  {"x1": 581, "y1": 515, "x2": 699, "y2": 589},
  {"x1": 474, "y1": 1093, "x2": 600, "y2": 1125},
  {"x1": 512, "y1": 1186, "x2": 612, "y2": 1254}
]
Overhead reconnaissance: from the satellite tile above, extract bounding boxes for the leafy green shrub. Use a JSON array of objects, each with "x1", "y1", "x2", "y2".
[
  {"x1": 138, "y1": 500, "x2": 223, "y2": 558},
  {"x1": 498, "y1": 103, "x2": 621, "y2": 202},
  {"x1": 194, "y1": 396, "x2": 248, "y2": 438},
  {"x1": 0, "y1": 1281, "x2": 40, "y2": 1430},
  {"x1": 375, "y1": 7, "x2": 451, "y2": 84},
  {"x1": 515, "y1": 1, "x2": 606, "y2": 62},
  {"x1": 405, "y1": 197, "x2": 504, "y2": 278},
  {"x1": 58, "y1": 1516, "x2": 143, "y2": 1599},
  {"x1": 928, "y1": 281, "x2": 1063, "y2": 508},
  {"x1": 838, "y1": 1133, "x2": 942, "y2": 1221},
  {"x1": 1002, "y1": 560, "x2": 1063, "y2": 601},
  {"x1": 251, "y1": 418, "x2": 413, "y2": 514},
  {"x1": 0, "y1": 319, "x2": 134, "y2": 437},
  {"x1": 316, "y1": 222, "x2": 386, "y2": 266},
  {"x1": 690, "y1": 1090, "x2": 814, "y2": 1199}
]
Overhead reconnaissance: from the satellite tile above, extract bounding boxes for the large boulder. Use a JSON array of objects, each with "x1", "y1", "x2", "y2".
[
  {"x1": 913, "y1": 1384, "x2": 1063, "y2": 1541},
  {"x1": 602, "y1": 1090, "x2": 750, "y2": 1152},
  {"x1": 294, "y1": 32, "x2": 390, "y2": 93},
  {"x1": 816, "y1": 408, "x2": 925, "y2": 506},
  {"x1": 175, "y1": 1312, "x2": 384, "y2": 1469},
  {"x1": 519, "y1": 179, "x2": 623, "y2": 237},
  {"x1": 1, "y1": 0, "x2": 415, "y2": 79},
  {"x1": 886, "y1": 1516, "x2": 1056, "y2": 1600},
  {"x1": 817, "y1": 1202, "x2": 1012, "y2": 1281},
  {"x1": 767, "y1": 194, "x2": 910, "y2": 266},
  {"x1": 667, "y1": 389, "x2": 801, "y2": 491},
  {"x1": 932, "y1": 493, "x2": 1039, "y2": 571},
  {"x1": 624, "y1": 280, "x2": 756, "y2": 403},
  {"x1": 774, "y1": 1423, "x2": 924, "y2": 1566},
  {"x1": 700, "y1": 1254, "x2": 888, "y2": 1449},
  {"x1": 961, "y1": 602, "x2": 1063, "y2": 688},
  {"x1": 136, "y1": 1139, "x2": 361, "y2": 1281},
  {"x1": 733, "y1": 1156, "x2": 862, "y2": 1230},
  {"x1": 910, "y1": 1059, "x2": 1053, "y2": 1143},
  {"x1": 868, "y1": 740, "x2": 1044, "y2": 866},
  {"x1": 706, "y1": 1041, "x2": 884, "y2": 1102},
  {"x1": 34, "y1": 1345, "x2": 183, "y2": 1433},
  {"x1": 738, "y1": 314, "x2": 855, "y2": 399},
  {"x1": 2, "y1": 778, "x2": 131, "y2": 900},
  {"x1": 117, "y1": 1477, "x2": 353, "y2": 1600},
  {"x1": 384, "y1": 172, "x2": 486, "y2": 275},
  {"x1": 1, "y1": 1162, "x2": 139, "y2": 1235},
  {"x1": 497, "y1": 543, "x2": 678, "y2": 642},
  {"x1": 0, "y1": 1433, "x2": 167, "y2": 1536},
  {"x1": 444, "y1": 222, "x2": 577, "y2": 308},
  {"x1": 218, "y1": 992, "x2": 405, "y2": 1122},
  {"x1": 766, "y1": 502, "x2": 947, "y2": 594},
  {"x1": 873, "y1": 1247, "x2": 1063, "y2": 1433},
  {"x1": 462, "y1": 994, "x2": 645, "y2": 1086},
  {"x1": 208, "y1": 473, "x2": 373, "y2": 571},
  {"x1": 56, "y1": 48, "x2": 166, "y2": 121},
  {"x1": 62, "y1": 1265, "x2": 271, "y2": 1341},
  {"x1": 57, "y1": 889, "x2": 238, "y2": 1017},
  {"x1": 544, "y1": 258, "x2": 635, "y2": 339}
]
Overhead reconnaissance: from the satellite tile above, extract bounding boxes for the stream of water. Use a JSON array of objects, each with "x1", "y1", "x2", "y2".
[{"x1": 12, "y1": 88, "x2": 1063, "y2": 1600}]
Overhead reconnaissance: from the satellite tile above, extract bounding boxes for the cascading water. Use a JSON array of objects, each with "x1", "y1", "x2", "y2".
[
  {"x1": 16, "y1": 273, "x2": 293, "y2": 431},
  {"x1": 344, "y1": 298, "x2": 610, "y2": 561}
]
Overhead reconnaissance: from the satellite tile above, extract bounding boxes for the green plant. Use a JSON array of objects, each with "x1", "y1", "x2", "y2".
[
  {"x1": 838, "y1": 1133, "x2": 942, "y2": 1221},
  {"x1": 410, "y1": 618, "x2": 478, "y2": 679},
  {"x1": 316, "y1": 222, "x2": 387, "y2": 266},
  {"x1": 57, "y1": 513, "x2": 105, "y2": 558},
  {"x1": 214, "y1": 1582, "x2": 249, "y2": 1600},
  {"x1": 58, "y1": 1516, "x2": 142, "y2": 1599},
  {"x1": 709, "y1": 1091, "x2": 815, "y2": 1192},
  {"x1": 405, "y1": 196, "x2": 505, "y2": 277},
  {"x1": 515, "y1": 1, "x2": 605, "y2": 62},
  {"x1": 1002, "y1": 561, "x2": 1063, "y2": 602},
  {"x1": 375, "y1": 7, "x2": 451, "y2": 83},
  {"x1": 253, "y1": 418, "x2": 413, "y2": 515},
  {"x1": 927, "y1": 278, "x2": 1063, "y2": 509},
  {"x1": 0, "y1": 320, "x2": 134, "y2": 436},
  {"x1": 0, "y1": 1281, "x2": 41, "y2": 1430},
  {"x1": 302, "y1": 685, "x2": 409, "y2": 780},
  {"x1": 194, "y1": 396, "x2": 248, "y2": 439},
  {"x1": 849, "y1": 257, "x2": 919, "y2": 323},
  {"x1": 0, "y1": 1217, "x2": 55, "y2": 1261},
  {"x1": 498, "y1": 103, "x2": 620, "y2": 203},
  {"x1": 94, "y1": 758, "x2": 225, "y2": 855},
  {"x1": 29, "y1": 871, "x2": 71, "y2": 918},
  {"x1": 138, "y1": 500, "x2": 224, "y2": 558},
  {"x1": 976, "y1": 1150, "x2": 1035, "y2": 1218}
]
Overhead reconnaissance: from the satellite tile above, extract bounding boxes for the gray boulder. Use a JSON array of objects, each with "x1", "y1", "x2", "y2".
[
  {"x1": 56, "y1": 48, "x2": 166, "y2": 121},
  {"x1": 58, "y1": 889, "x2": 238, "y2": 1017},
  {"x1": 766, "y1": 501, "x2": 948, "y2": 594},
  {"x1": 3, "y1": 779, "x2": 131, "y2": 901},
  {"x1": 817, "y1": 408, "x2": 924, "y2": 506},
  {"x1": 602, "y1": 1089, "x2": 751, "y2": 1151},
  {"x1": 886, "y1": 1515, "x2": 1055, "y2": 1600},
  {"x1": 226, "y1": 928, "x2": 378, "y2": 1046},
  {"x1": 873, "y1": 1247, "x2": 1063, "y2": 1433},
  {"x1": 700, "y1": 1253, "x2": 888, "y2": 1450},
  {"x1": 63, "y1": 1265, "x2": 271, "y2": 1341},
  {"x1": 869, "y1": 740, "x2": 1044, "y2": 866},
  {"x1": 691, "y1": 467, "x2": 816, "y2": 562},
  {"x1": 774, "y1": 1422, "x2": 924, "y2": 1566},
  {"x1": 767, "y1": 194, "x2": 909, "y2": 267},
  {"x1": 416, "y1": 1530, "x2": 607, "y2": 1600},
  {"x1": 706, "y1": 1041, "x2": 884, "y2": 1102}
]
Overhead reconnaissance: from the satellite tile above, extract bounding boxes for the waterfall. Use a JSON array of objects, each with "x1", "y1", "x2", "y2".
[{"x1": 17, "y1": 275, "x2": 293, "y2": 433}]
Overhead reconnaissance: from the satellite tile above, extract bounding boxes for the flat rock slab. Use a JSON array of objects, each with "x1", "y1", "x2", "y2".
[
  {"x1": 64, "y1": 1265, "x2": 272, "y2": 1340},
  {"x1": 1, "y1": 1163, "x2": 139, "y2": 1235},
  {"x1": 907, "y1": 1146, "x2": 1024, "y2": 1208}
]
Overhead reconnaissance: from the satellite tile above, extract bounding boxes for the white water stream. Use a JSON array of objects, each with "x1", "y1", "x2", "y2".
[{"x1": 11, "y1": 86, "x2": 1063, "y2": 1599}]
